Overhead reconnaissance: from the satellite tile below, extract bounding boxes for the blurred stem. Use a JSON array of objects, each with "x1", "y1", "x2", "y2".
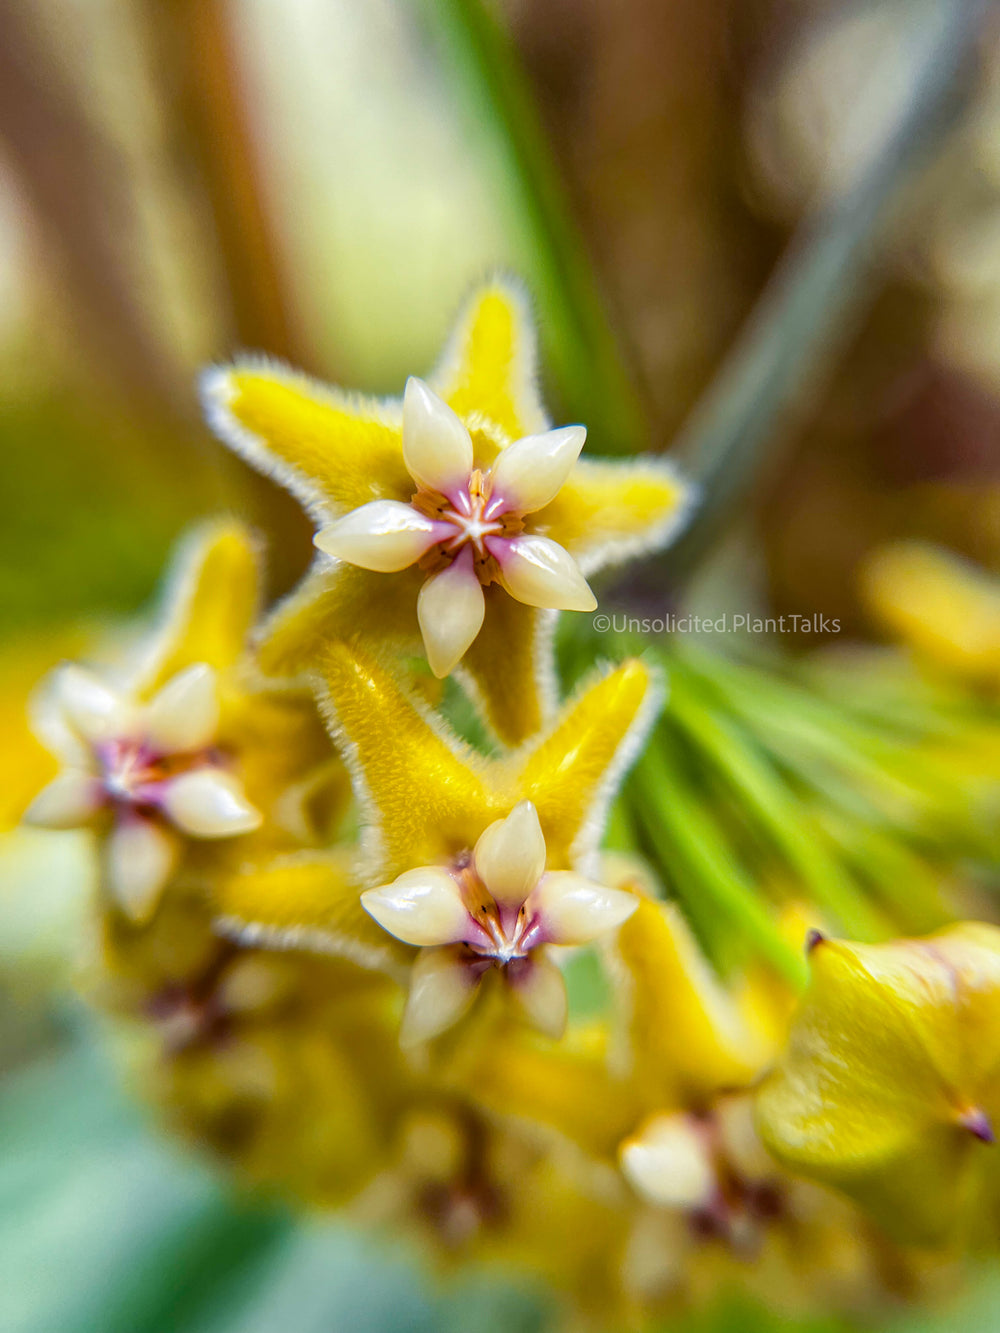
[
  {"x1": 0, "y1": 2, "x2": 183, "y2": 411},
  {"x1": 137, "y1": 0, "x2": 320, "y2": 597},
  {"x1": 661, "y1": 0, "x2": 990, "y2": 579},
  {"x1": 139, "y1": 0, "x2": 306, "y2": 365},
  {"x1": 423, "y1": 0, "x2": 648, "y2": 453}
]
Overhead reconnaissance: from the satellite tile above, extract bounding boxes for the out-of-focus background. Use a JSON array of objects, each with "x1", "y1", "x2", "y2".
[{"x1": 2, "y1": 1, "x2": 1000, "y2": 1330}]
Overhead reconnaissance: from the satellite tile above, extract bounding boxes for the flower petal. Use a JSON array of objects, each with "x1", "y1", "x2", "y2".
[
  {"x1": 460, "y1": 590, "x2": 551, "y2": 746},
  {"x1": 400, "y1": 946, "x2": 478, "y2": 1046},
  {"x1": 517, "y1": 658, "x2": 657, "y2": 868},
  {"x1": 315, "y1": 500, "x2": 441, "y2": 572},
  {"x1": 213, "y1": 848, "x2": 409, "y2": 975},
  {"x1": 23, "y1": 769, "x2": 103, "y2": 828},
  {"x1": 361, "y1": 867, "x2": 469, "y2": 947},
  {"x1": 402, "y1": 377, "x2": 473, "y2": 496},
  {"x1": 507, "y1": 951, "x2": 567, "y2": 1039},
  {"x1": 161, "y1": 768, "x2": 262, "y2": 838},
  {"x1": 138, "y1": 521, "x2": 260, "y2": 692},
  {"x1": 106, "y1": 815, "x2": 178, "y2": 921},
  {"x1": 530, "y1": 872, "x2": 638, "y2": 945},
  {"x1": 497, "y1": 536, "x2": 597, "y2": 612},
  {"x1": 619, "y1": 1114, "x2": 716, "y2": 1211},
  {"x1": 431, "y1": 281, "x2": 548, "y2": 440},
  {"x1": 57, "y1": 665, "x2": 131, "y2": 743},
  {"x1": 144, "y1": 664, "x2": 219, "y2": 754},
  {"x1": 473, "y1": 800, "x2": 546, "y2": 910},
  {"x1": 417, "y1": 548, "x2": 485, "y2": 678},
  {"x1": 489, "y1": 426, "x2": 586, "y2": 514}
]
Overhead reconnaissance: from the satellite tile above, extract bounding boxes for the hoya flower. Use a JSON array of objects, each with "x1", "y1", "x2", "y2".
[
  {"x1": 202, "y1": 280, "x2": 691, "y2": 743},
  {"x1": 756, "y1": 923, "x2": 1000, "y2": 1245},
  {"x1": 212, "y1": 642, "x2": 660, "y2": 1043},
  {"x1": 24, "y1": 522, "x2": 339, "y2": 923},
  {"x1": 25, "y1": 660, "x2": 261, "y2": 920},
  {"x1": 362, "y1": 800, "x2": 637, "y2": 1045},
  {"x1": 317, "y1": 378, "x2": 597, "y2": 675},
  {"x1": 620, "y1": 1098, "x2": 783, "y2": 1245}
]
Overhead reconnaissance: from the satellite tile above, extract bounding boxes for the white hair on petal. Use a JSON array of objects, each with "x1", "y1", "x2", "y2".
[
  {"x1": 428, "y1": 273, "x2": 551, "y2": 437},
  {"x1": 213, "y1": 914, "x2": 407, "y2": 982},
  {"x1": 126, "y1": 516, "x2": 265, "y2": 695},
  {"x1": 312, "y1": 655, "x2": 490, "y2": 887},
  {"x1": 199, "y1": 356, "x2": 403, "y2": 527},
  {"x1": 571, "y1": 458, "x2": 700, "y2": 578},
  {"x1": 565, "y1": 656, "x2": 666, "y2": 878}
]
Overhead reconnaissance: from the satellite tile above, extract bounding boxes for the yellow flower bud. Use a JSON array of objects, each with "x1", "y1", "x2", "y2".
[{"x1": 756, "y1": 923, "x2": 1000, "y2": 1245}]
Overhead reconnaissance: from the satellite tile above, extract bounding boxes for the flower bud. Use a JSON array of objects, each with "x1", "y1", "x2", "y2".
[{"x1": 756, "y1": 923, "x2": 1000, "y2": 1245}]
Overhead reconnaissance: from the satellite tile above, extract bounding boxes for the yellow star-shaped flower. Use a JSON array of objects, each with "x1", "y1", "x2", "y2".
[
  {"x1": 24, "y1": 522, "x2": 343, "y2": 922},
  {"x1": 202, "y1": 280, "x2": 691, "y2": 744},
  {"x1": 213, "y1": 641, "x2": 661, "y2": 1043}
]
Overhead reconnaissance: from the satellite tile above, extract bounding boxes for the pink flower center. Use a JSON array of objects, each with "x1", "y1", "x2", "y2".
[
  {"x1": 453, "y1": 864, "x2": 543, "y2": 966},
  {"x1": 413, "y1": 469, "x2": 524, "y2": 583},
  {"x1": 95, "y1": 738, "x2": 211, "y2": 811}
]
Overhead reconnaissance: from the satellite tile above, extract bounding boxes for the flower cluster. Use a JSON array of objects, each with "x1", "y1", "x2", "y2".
[{"x1": 21, "y1": 280, "x2": 1000, "y2": 1326}]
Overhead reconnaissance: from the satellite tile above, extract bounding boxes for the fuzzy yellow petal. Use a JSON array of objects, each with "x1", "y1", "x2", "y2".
[
  {"x1": 756, "y1": 924, "x2": 1000, "y2": 1245},
  {"x1": 540, "y1": 458, "x2": 693, "y2": 571},
  {"x1": 254, "y1": 560, "x2": 422, "y2": 680},
  {"x1": 202, "y1": 362, "x2": 410, "y2": 515},
  {"x1": 446, "y1": 1024, "x2": 638, "y2": 1159},
  {"x1": 316, "y1": 644, "x2": 496, "y2": 880},
  {"x1": 139, "y1": 521, "x2": 260, "y2": 693},
  {"x1": 218, "y1": 686, "x2": 343, "y2": 845},
  {"x1": 213, "y1": 849, "x2": 409, "y2": 976},
  {"x1": 612, "y1": 899, "x2": 772, "y2": 1110},
  {"x1": 514, "y1": 659, "x2": 658, "y2": 868},
  {"x1": 431, "y1": 281, "x2": 547, "y2": 441},
  {"x1": 314, "y1": 647, "x2": 656, "y2": 892},
  {"x1": 460, "y1": 588, "x2": 553, "y2": 746}
]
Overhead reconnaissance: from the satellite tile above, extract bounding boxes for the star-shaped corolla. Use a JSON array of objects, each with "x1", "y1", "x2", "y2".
[
  {"x1": 201, "y1": 280, "x2": 692, "y2": 744},
  {"x1": 214, "y1": 641, "x2": 661, "y2": 1043},
  {"x1": 756, "y1": 923, "x2": 1000, "y2": 1246},
  {"x1": 25, "y1": 659, "x2": 261, "y2": 920},
  {"x1": 362, "y1": 800, "x2": 637, "y2": 1045},
  {"x1": 24, "y1": 522, "x2": 338, "y2": 922},
  {"x1": 317, "y1": 379, "x2": 597, "y2": 681}
]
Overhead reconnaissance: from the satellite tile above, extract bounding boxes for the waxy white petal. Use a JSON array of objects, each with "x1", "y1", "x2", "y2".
[
  {"x1": 490, "y1": 425, "x2": 586, "y2": 513},
  {"x1": 498, "y1": 536, "x2": 597, "y2": 611},
  {"x1": 315, "y1": 500, "x2": 440, "y2": 572},
  {"x1": 106, "y1": 816, "x2": 178, "y2": 921},
  {"x1": 57, "y1": 665, "x2": 131, "y2": 743},
  {"x1": 530, "y1": 872, "x2": 638, "y2": 945},
  {"x1": 402, "y1": 377, "x2": 473, "y2": 496},
  {"x1": 473, "y1": 800, "x2": 546, "y2": 910},
  {"x1": 620, "y1": 1114, "x2": 716, "y2": 1211},
  {"x1": 144, "y1": 664, "x2": 219, "y2": 754},
  {"x1": 400, "y1": 946, "x2": 478, "y2": 1046},
  {"x1": 417, "y1": 549, "x2": 485, "y2": 678},
  {"x1": 362, "y1": 867, "x2": 469, "y2": 947},
  {"x1": 161, "y1": 768, "x2": 262, "y2": 839},
  {"x1": 508, "y1": 952, "x2": 567, "y2": 1039},
  {"x1": 23, "y1": 769, "x2": 103, "y2": 828}
]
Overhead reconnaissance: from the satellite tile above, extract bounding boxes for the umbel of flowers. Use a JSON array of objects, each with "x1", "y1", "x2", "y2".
[{"x1": 22, "y1": 281, "x2": 1000, "y2": 1326}]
